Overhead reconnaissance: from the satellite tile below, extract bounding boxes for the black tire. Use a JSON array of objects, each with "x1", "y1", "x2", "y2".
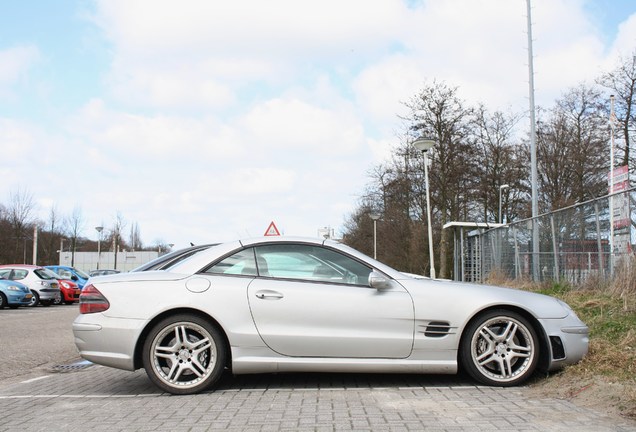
[
  {"x1": 29, "y1": 290, "x2": 40, "y2": 307},
  {"x1": 460, "y1": 309, "x2": 540, "y2": 387},
  {"x1": 64, "y1": 300, "x2": 75, "y2": 305},
  {"x1": 0, "y1": 292, "x2": 6, "y2": 309},
  {"x1": 142, "y1": 314, "x2": 226, "y2": 395}
]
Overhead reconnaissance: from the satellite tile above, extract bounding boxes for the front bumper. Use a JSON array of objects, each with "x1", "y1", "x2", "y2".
[
  {"x1": 61, "y1": 288, "x2": 81, "y2": 302},
  {"x1": 6, "y1": 292, "x2": 32, "y2": 305},
  {"x1": 538, "y1": 314, "x2": 589, "y2": 371}
]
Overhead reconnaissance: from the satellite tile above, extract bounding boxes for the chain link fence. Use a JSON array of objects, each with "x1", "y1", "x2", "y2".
[{"x1": 448, "y1": 188, "x2": 636, "y2": 284}]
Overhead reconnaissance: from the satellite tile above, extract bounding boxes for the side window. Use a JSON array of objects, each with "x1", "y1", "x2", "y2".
[
  {"x1": 254, "y1": 244, "x2": 372, "y2": 285},
  {"x1": 205, "y1": 248, "x2": 257, "y2": 276},
  {"x1": 13, "y1": 270, "x2": 28, "y2": 280},
  {"x1": 0, "y1": 269, "x2": 11, "y2": 279}
]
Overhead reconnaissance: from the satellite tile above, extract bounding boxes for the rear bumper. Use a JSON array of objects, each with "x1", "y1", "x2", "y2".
[
  {"x1": 35, "y1": 288, "x2": 60, "y2": 301},
  {"x1": 73, "y1": 314, "x2": 148, "y2": 371}
]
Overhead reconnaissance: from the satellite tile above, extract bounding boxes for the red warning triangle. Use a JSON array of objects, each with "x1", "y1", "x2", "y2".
[{"x1": 264, "y1": 221, "x2": 281, "y2": 236}]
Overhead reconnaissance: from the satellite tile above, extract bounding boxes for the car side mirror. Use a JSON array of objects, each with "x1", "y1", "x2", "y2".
[
  {"x1": 368, "y1": 271, "x2": 392, "y2": 290},
  {"x1": 71, "y1": 275, "x2": 78, "y2": 281}
]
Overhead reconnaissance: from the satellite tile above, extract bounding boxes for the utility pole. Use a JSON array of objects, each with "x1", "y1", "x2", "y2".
[{"x1": 527, "y1": 0, "x2": 540, "y2": 281}]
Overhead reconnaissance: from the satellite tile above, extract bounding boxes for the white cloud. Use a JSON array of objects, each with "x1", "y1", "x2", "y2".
[{"x1": 0, "y1": 45, "x2": 40, "y2": 97}]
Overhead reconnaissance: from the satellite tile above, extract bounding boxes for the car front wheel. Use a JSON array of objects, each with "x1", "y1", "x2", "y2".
[
  {"x1": 460, "y1": 309, "x2": 539, "y2": 386},
  {"x1": 29, "y1": 290, "x2": 40, "y2": 307},
  {"x1": 142, "y1": 314, "x2": 226, "y2": 395}
]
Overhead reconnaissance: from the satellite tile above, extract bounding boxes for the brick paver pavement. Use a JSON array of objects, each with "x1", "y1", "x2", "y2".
[{"x1": 1, "y1": 361, "x2": 635, "y2": 432}]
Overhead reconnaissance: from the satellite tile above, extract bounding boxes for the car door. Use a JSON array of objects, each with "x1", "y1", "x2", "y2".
[{"x1": 245, "y1": 244, "x2": 415, "y2": 359}]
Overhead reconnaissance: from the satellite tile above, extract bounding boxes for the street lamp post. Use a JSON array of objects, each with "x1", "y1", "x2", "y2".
[
  {"x1": 95, "y1": 226, "x2": 103, "y2": 270},
  {"x1": 499, "y1": 184, "x2": 510, "y2": 224},
  {"x1": 413, "y1": 137, "x2": 436, "y2": 279},
  {"x1": 370, "y1": 213, "x2": 381, "y2": 259}
]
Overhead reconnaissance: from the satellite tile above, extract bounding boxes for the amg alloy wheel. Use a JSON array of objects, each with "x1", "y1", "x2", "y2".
[
  {"x1": 460, "y1": 310, "x2": 539, "y2": 386},
  {"x1": 142, "y1": 314, "x2": 226, "y2": 395}
]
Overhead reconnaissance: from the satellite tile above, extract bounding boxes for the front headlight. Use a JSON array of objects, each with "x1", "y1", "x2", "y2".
[
  {"x1": 7, "y1": 285, "x2": 21, "y2": 291},
  {"x1": 557, "y1": 299, "x2": 580, "y2": 319}
]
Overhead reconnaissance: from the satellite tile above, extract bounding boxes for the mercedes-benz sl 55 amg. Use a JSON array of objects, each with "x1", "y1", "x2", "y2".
[{"x1": 73, "y1": 237, "x2": 588, "y2": 394}]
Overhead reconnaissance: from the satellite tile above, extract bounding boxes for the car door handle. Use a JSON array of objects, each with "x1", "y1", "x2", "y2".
[{"x1": 255, "y1": 290, "x2": 284, "y2": 300}]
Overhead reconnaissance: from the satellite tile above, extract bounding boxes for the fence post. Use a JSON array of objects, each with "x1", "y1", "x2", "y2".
[
  {"x1": 550, "y1": 215, "x2": 559, "y2": 282},
  {"x1": 594, "y1": 202, "x2": 604, "y2": 278},
  {"x1": 513, "y1": 227, "x2": 520, "y2": 279}
]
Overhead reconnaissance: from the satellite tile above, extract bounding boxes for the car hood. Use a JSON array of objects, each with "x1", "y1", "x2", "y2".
[{"x1": 398, "y1": 277, "x2": 570, "y2": 320}]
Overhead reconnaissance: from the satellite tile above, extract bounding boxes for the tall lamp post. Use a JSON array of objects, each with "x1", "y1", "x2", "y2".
[
  {"x1": 498, "y1": 184, "x2": 509, "y2": 224},
  {"x1": 370, "y1": 213, "x2": 381, "y2": 259},
  {"x1": 95, "y1": 226, "x2": 103, "y2": 270},
  {"x1": 413, "y1": 137, "x2": 436, "y2": 279}
]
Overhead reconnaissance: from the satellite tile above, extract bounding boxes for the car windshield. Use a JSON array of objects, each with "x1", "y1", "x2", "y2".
[
  {"x1": 34, "y1": 268, "x2": 60, "y2": 280},
  {"x1": 74, "y1": 268, "x2": 90, "y2": 279},
  {"x1": 132, "y1": 244, "x2": 217, "y2": 272}
]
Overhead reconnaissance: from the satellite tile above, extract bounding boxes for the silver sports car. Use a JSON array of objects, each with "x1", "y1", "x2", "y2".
[{"x1": 73, "y1": 236, "x2": 589, "y2": 395}]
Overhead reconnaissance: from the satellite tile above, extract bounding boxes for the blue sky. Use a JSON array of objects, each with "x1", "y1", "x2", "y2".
[{"x1": 2, "y1": 0, "x2": 636, "y2": 249}]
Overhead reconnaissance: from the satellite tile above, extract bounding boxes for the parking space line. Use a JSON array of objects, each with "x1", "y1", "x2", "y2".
[{"x1": 20, "y1": 376, "x2": 51, "y2": 384}]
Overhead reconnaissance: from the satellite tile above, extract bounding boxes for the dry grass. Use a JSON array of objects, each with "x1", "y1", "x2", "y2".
[{"x1": 487, "y1": 261, "x2": 636, "y2": 419}]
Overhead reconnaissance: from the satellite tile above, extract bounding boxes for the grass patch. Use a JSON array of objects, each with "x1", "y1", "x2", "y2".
[
  {"x1": 488, "y1": 261, "x2": 636, "y2": 419},
  {"x1": 529, "y1": 283, "x2": 636, "y2": 418}
]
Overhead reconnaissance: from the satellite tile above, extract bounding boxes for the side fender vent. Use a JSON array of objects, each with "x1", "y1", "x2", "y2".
[{"x1": 422, "y1": 321, "x2": 452, "y2": 338}]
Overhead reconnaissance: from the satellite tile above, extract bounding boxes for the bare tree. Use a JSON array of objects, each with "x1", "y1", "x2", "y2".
[
  {"x1": 110, "y1": 212, "x2": 127, "y2": 269},
  {"x1": 129, "y1": 222, "x2": 143, "y2": 250},
  {"x1": 471, "y1": 105, "x2": 526, "y2": 223},
  {"x1": 535, "y1": 84, "x2": 608, "y2": 211},
  {"x1": 597, "y1": 50, "x2": 636, "y2": 172},
  {"x1": 403, "y1": 80, "x2": 475, "y2": 279},
  {"x1": 40, "y1": 205, "x2": 65, "y2": 265},
  {"x1": 6, "y1": 188, "x2": 36, "y2": 263},
  {"x1": 67, "y1": 206, "x2": 85, "y2": 266}
]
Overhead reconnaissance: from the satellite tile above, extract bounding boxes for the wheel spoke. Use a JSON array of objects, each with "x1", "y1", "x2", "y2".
[
  {"x1": 502, "y1": 322, "x2": 518, "y2": 343},
  {"x1": 480, "y1": 326, "x2": 499, "y2": 342},
  {"x1": 167, "y1": 360, "x2": 181, "y2": 381},
  {"x1": 477, "y1": 352, "x2": 499, "y2": 367},
  {"x1": 175, "y1": 325, "x2": 188, "y2": 345},
  {"x1": 191, "y1": 339, "x2": 211, "y2": 354}
]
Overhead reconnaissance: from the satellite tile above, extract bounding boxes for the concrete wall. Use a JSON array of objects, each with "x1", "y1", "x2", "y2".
[{"x1": 58, "y1": 250, "x2": 159, "y2": 273}]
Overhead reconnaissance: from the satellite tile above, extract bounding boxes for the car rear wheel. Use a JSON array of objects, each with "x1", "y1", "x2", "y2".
[
  {"x1": 29, "y1": 290, "x2": 40, "y2": 307},
  {"x1": 0, "y1": 292, "x2": 6, "y2": 309},
  {"x1": 142, "y1": 314, "x2": 226, "y2": 395},
  {"x1": 460, "y1": 309, "x2": 539, "y2": 386}
]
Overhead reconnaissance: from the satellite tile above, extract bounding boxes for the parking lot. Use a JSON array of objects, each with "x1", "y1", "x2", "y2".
[{"x1": 1, "y1": 306, "x2": 635, "y2": 431}]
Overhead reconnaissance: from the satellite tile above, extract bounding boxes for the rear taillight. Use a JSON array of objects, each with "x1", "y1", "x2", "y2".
[{"x1": 79, "y1": 284, "x2": 110, "y2": 314}]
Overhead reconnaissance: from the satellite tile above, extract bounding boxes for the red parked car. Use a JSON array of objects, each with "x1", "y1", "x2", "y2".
[{"x1": 54, "y1": 277, "x2": 81, "y2": 305}]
